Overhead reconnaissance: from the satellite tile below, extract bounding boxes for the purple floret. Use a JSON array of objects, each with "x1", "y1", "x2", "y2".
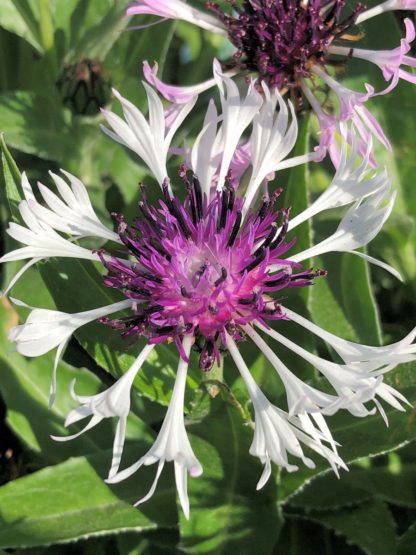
[
  {"x1": 207, "y1": 0, "x2": 365, "y2": 92},
  {"x1": 99, "y1": 170, "x2": 325, "y2": 371}
]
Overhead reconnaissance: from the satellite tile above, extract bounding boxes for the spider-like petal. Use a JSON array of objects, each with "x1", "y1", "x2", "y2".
[
  {"x1": 106, "y1": 336, "x2": 202, "y2": 519},
  {"x1": 52, "y1": 343, "x2": 155, "y2": 477},
  {"x1": 126, "y1": 0, "x2": 227, "y2": 35}
]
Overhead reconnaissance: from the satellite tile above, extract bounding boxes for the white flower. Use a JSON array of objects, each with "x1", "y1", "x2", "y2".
[
  {"x1": 226, "y1": 334, "x2": 347, "y2": 486},
  {"x1": 106, "y1": 336, "x2": 202, "y2": 519},
  {"x1": 244, "y1": 84, "x2": 322, "y2": 212},
  {"x1": 101, "y1": 85, "x2": 197, "y2": 186},
  {"x1": 288, "y1": 181, "x2": 400, "y2": 280},
  {"x1": 26, "y1": 170, "x2": 120, "y2": 242},
  {"x1": 213, "y1": 60, "x2": 263, "y2": 190},
  {"x1": 52, "y1": 344, "x2": 155, "y2": 478},
  {"x1": 8, "y1": 299, "x2": 132, "y2": 407},
  {"x1": 288, "y1": 127, "x2": 389, "y2": 230}
]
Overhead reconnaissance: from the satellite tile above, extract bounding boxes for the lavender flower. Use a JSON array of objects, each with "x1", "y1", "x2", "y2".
[
  {"x1": 2, "y1": 74, "x2": 414, "y2": 518},
  {"x1": 127, "y1": 0, "x2": 416, "y2": 163}
]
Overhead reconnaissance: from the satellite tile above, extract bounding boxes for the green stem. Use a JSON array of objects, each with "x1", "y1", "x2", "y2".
[
  {"x1": 200, "y1": 355, "x2": 224, "y2": 399},
  {"x1": 39, "y1": 0, "x2": 57, "y2": 75},
  {"x1": 200, "y1": 356, "x2": 254, "y2": 427}
]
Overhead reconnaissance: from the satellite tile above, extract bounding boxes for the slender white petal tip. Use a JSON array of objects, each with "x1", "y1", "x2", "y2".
[
  {"x1": 103, "y1": 84, "x2": 196, "y2": 186},
  {"x1": 53, "y1": 345, "x2": 154, "y2": 478},
  {"x1": 106, "y1": 337, "x2": 202, "y2": 517},
  {"x1": 227, "y1": 334, "x2": 346, "y2": 485}
]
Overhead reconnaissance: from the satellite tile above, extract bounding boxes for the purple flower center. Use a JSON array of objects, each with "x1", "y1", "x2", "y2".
[
  {"x1": 100, "y1": 172, "x2": 325, "y2": 371},
  {"x1": 207, "y1": 0, "x2": 365, "y2": 91}
]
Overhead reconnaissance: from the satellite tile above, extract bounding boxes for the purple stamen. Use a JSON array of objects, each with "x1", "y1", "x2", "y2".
[
  {"x1": 100, "y1": 171, "x2": 326, "y2": 371},
  {"x1": 207, "y1": 0, "x2": 366, "y2": 93}
]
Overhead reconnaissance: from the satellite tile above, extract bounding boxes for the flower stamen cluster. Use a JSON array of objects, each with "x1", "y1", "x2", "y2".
[
  {"x1": 207, "y1": 0, "x2": 365, "y2": 94},
  {"x1": 100, "y1": 170, "x2": 324, "y2": 370}
]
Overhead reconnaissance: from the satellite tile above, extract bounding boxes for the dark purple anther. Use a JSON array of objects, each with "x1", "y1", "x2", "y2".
[
  {"x1": 100, "y1": 171, "x2": 325, "y2": 371},
  {"x1": 207, "y1": 0, "x2": 365, "y2": 95}
]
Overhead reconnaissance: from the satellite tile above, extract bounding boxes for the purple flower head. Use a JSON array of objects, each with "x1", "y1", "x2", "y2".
[
  {"x1": 100, "y1": 171, "x2": 324, "y2": 371},
  {"x1": 207, "y1": 0, "x2": 364, "y2": 93},
  {"x1": 128, "y1": 0, "x2": 416, "y2": 165}
]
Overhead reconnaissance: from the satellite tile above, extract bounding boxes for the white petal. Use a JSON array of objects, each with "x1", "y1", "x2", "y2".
[
  {"x1": 134, "y1": 460, "x2": 165, "y2": 506},
  {"x1": 107, "y1": 337, "x2": 202, "y2": 517},
  {"x1": 191, "y1": 100, "x2": 220, "y2": 196},
  {"x1": 284, "y1": 307, "x2": 416, "y2": 362},
  {"x1": 29, "y1": 172, "x2": 120, "y2": 242},
  {"x1": 70, "y1": 343, "x2": 154, "y2": 418},
  {"x1": 214, "y1": 62, "x2": 263, "y2": 190},
  {"x1": 256, "y1": 458, "x2": 272, "y2": 490},
  {"x1": 103, "y1": 86, "x2": 195, "y2": 187},
  {"x1": 126, "y1": 0, "x2": 227, "y2": 35},
  {"x1": 1, "y1": 258, "x2": 41, "y2": 296},
  {"x1": 21, "y1": 172, "x2": 36, "y2": 202},
  {"x1": 348, "y1": 250, "x2": 403, "y2": 281},
  {"x1": 245, "y1": 92, "x2": 298, "y2": 208},
  {"x1": 226, "y1": 333, "x2": 344, "y2": 474},
  {"x1": 51, "y1": 414, "x2": 103, "y2": 442},
  {"x1": 164, "y1": 95, "x2": 198, "y2": 148},
  {"x1": 49, "y1": 340, "x2": 68, "y2": 409},
  {"x1": 8, "y1": 299, "x2": 132, "y2": 357},
  {"x1": 175, "y1": 461, "x2": 190, "y2": 519},
  {"x1": 244, "y1": 325, "x2": 339, "y2": 414},
  {"x1": 289, "y1": 131, "x2": 389, "y2": 230},
  {"x1": 290, "y1": 184, "x2": 396, "y2": 263},
  {"x1": 109, "y1": 417, "x2": 127, "y2": 479}
]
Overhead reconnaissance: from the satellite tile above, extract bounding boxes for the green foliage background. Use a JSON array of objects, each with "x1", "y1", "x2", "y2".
[{"x1": 0, "y1": 1, "x2": 415, "y2": 554}]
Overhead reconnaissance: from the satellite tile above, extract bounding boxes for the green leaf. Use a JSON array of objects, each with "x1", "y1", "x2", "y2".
[
  {"x1": 0, "y1": 450, "x2": 177, "y2": 548},
  {"x1": 0, "y1": 296, "x2": 107, "y2": 460},
  {"x1": 309, "y1": 250, "x2": 382, "y2": 345},
  {"x1": 117, "y1": 530, "x2": 180, "y2": 555},
  {"x1": 0, "y1": 134, "x2": 24, "y2": 222},
  {"x1": 340, "y1": 252, "x2": 382, "y2": 346},
  {"x1": 282, "y1": 114, "x2": 312, "y2": 257},
  {"x1": 67, "y1": 0, "x2": 129, "y2": 62},
  {"x1": 273, "y1": 517, "x2": 358, "y2": 555},
  {"x1": 180, "y1": 400, "x2": 282, "y2": 555},
  {"x1": 287, "y1": 462, "x2": 416, "y2": 511},
  {"x1": 0, "y1": 91, "x2": 75, "y2": 161},
  {"x1": 287, "y1": 476, "x2": 370, "y2": 512},
  {"x1": 278, "y1": 363, "x2": 416, "y2": 503},
  {"x1": 306, "y1": 500, "x2": 396, "y2": 555},
  {"x1": 398, "y1": 522, "x2": 416, "y2": 555},
  {"x1": 0, "y1": 0, "x2": 42, "y2": 52}
]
